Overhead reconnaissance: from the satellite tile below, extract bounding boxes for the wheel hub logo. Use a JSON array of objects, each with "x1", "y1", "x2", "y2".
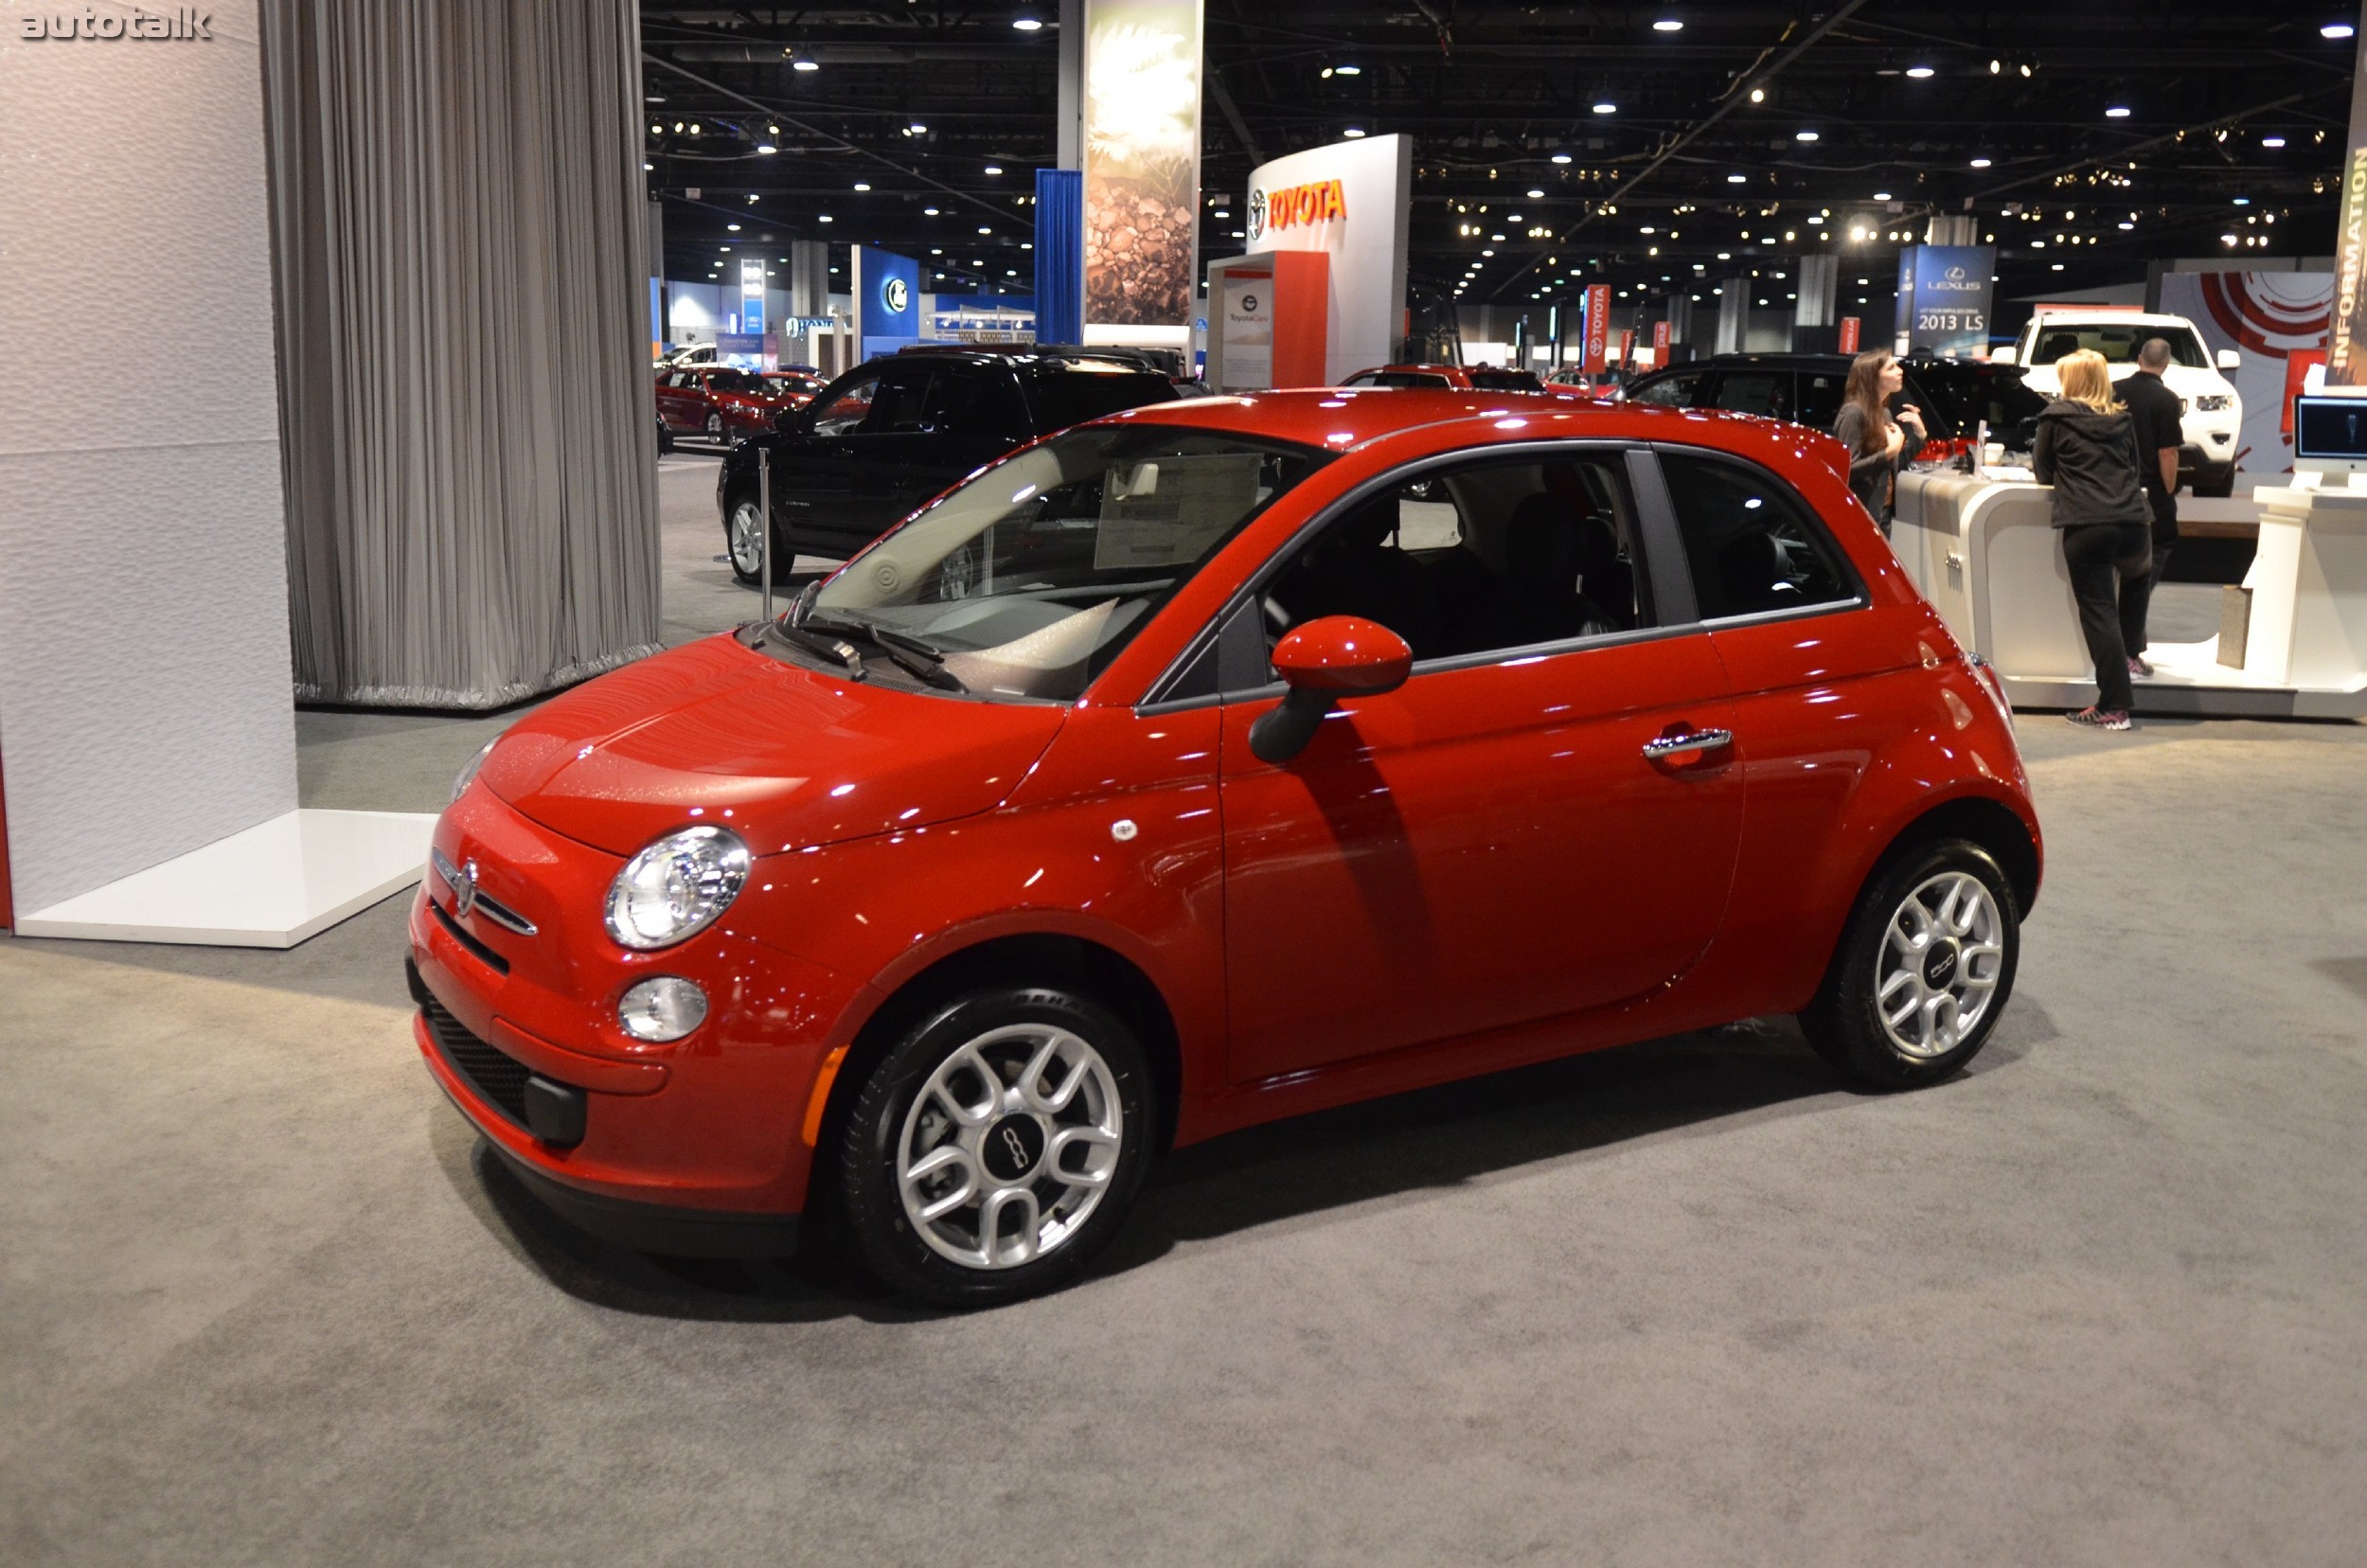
[{"x1": 1000, "y1": 1126, "x2": 1030, "y2": 1167}]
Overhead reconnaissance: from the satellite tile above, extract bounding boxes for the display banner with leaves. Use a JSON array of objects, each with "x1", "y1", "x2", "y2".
[{"x1": 1082, "y1": 0, "x2": 1203, "y2": 329}]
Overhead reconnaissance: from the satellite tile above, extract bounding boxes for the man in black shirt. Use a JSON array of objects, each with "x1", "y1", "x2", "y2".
[{"x1": 2117, "y1": 337, "x2": 2185, "y2": 673}]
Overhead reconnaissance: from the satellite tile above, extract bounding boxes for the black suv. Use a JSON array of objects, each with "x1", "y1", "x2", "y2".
[
  {"x1": 717, "y1": 348, "x2": 1180, "y2": 581},
  {"x1": 1625, "y1": 352, "x2": 2047, "y2": 455}
]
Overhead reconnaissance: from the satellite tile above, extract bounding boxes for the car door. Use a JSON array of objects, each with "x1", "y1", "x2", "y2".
[
  {"x1": 1216, "y1": 444, "x2": 1745, "y2": 1084},
  {"x1": 1652, "y1": 448, "x2": 1900, "y2": 988},
  {"x1": 834, "y1": 358, "x2": 945, "y2": 538},
  {"x1": 657, "y1": 369, "x2": 694, "y2": 429},
  {"x1": 772, "y1": 365, "x2": 883, "y2": 551},
  {"x1": 917, "y1": 362, "x2": 1031, "y2": 489}
]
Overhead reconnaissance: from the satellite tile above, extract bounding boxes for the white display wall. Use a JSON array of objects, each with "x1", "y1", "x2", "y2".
[
  {"x1": 0, "y1": 3, "x2": 299, "y2": 915},
  {"x1": 2159, "y1": 270, "x2": 2334, "y2": 473},
  {"x1": 1238, "y1": 134, "x2": 1414, "y2": 383}
]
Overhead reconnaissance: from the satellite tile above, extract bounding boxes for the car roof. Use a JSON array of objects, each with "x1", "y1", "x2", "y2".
[
  {"x1": 891, "y1": 345, "x2": 1166, "y2": 374},
  {"x1": 1638, "y1": 352, "x2": 2010, "y2": 377},
  {"x1": 2030, "y1": 310, "x2": 2188, "y2": 325},
  {"x1": 1095, "y1": 385, "x2": 1843, "y2": 463}
]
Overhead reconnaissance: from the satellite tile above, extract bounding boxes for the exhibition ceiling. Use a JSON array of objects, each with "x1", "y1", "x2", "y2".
[{"x1": 638, "y1": 2, "x2": 2358, "y2": 312}]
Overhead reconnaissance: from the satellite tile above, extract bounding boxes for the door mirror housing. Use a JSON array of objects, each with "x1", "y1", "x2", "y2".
[
  {"x1": 1990, "y1": 346, "x2": 2018, "y2": 366},
  {"x1": 2216, "y1": 347, "x2": 2241, "y2": 372},
  {"x1": 1248, "y1": 616, "x2": 1414, "y2": 764}
]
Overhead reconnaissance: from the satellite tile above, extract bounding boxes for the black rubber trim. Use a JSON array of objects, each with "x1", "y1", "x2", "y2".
[
  {"x1": 428, "y1": 897, "x2": 510, "y2": 975},
  {"x1": 481, "y1": 1140, "x2": 803, "y2": 1259}
]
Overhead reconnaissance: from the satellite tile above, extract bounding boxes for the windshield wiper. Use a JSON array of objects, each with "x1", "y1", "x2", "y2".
[
  {"x1": 768, "y1": 620, "x2": 866, "y2": 680},
  {"x1": 799, "y1": 614, "x2": 967, "y2": 691}
]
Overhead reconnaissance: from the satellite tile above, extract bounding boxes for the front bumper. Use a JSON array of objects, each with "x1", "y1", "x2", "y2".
[{"x1": 409, "y1": 785, "x2": 863, "y2": 1253}]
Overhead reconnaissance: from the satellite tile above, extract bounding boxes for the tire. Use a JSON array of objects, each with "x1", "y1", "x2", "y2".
[
  {"x1": 1799, "y1": 839, "x2": 2020, "y2": 1090},
  {"x1": 837, "y1": 985, "x2": 1154, "y2": 1308},
  {"x1": 704, "y1": 410, "x2": 725, "y2": 444},
  {"x1": 725, "y1": 497, "x2": 770, "y2": 586},
  {"x1": 656, "y1": 415, "x2": 674, "y2": 454}
]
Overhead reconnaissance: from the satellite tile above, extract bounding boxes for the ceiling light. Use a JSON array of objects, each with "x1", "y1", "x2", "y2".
[
  {"x1": 817, "y1": 215, "x2": 832, "y2": 223},
  {"x1": 2263, "y1": 135, "x2": 2287, "y2": 148},
  {"x1": 1653, "y1": 17, "x2": 1683, "y2": 32},
  {"x1": 1749, "y1": 87, "x2": 1765, "y2": 104},
  {"x1": 1335, "y1": 63, "x2": 1361, "y2": 75},
  {"x1": 1343, "y1": 127, "x2": 1366, "y2": 138},
  {"x1": 2020, "y1": 62, "x2": 2033, "y2": 77},
  {"x1": 2105, "y1": 104, "x2": 2131, "y2": 118},
  {"x1": 1527, "y1": 187, "x2": 1545, "y2": 198},
  {"x1": 1989, "y1": 59, "x2": 2002, "y2": 74},
  {"x1": 1012, "y1": 13, "x2": 1044, "y2": 30},
  {"x1": 756, "y1": 144, "x2": 776, "y2": 154},
  {"x1": 1874, "y1": 190, "x2": 1893, "y2": 200},
  {"x1": 1796, "y1": 130, "x2": 1820, "y2": 142},
  {"x1": 1969, "y1": 156, "x2": 1991, "y2": 169},
  {"x1": 2324, "y1": 22, "x2": 2357, "y2": 39},
  {"x1": 727, "y1": 223, "x2": 740, "y2": 231},
  {"x1": 792, "y1": 59, "x2": 819, "y2": 72},
  {"x1": 1727, "y1": 173, "x2": 1748, "y2": 184},
  {"x1": 1593, "y1": 101, "x2": 1617, "y2": 115},
  {"x1": 853, "y1": 181, "x2": 871, "y2": 191},
  {"x1": 924, "y1": 206, "x2": 940, "y2": 215},
  {"x1": 1906, "y1": 64, "x2": 1935, "y2": 79},
  {"x1": 1552, "y1": 151, "x2": 1573, "y2": 164},
  {"x1": 910, "y1": 122, "x2": 928, "y2": 134}
]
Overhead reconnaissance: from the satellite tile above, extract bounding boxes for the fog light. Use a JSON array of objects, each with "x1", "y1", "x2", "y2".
[{"x1": 618, "y1": 977, "x2": 707, "y2": 1042}]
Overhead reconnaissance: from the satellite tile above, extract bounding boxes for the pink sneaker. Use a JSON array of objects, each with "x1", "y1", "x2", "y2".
[
  {"x1": 2127, "y1": 656, "x2": 2152, "y2": 677},
  {"x1": 2066, "y1": 705, "x2": 2133, "y2": 732}
]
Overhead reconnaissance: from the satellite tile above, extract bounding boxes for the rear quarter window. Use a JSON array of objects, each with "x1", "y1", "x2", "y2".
[{"x1": 1659, "y1": 453, "x2": 1859, "y2": 621}]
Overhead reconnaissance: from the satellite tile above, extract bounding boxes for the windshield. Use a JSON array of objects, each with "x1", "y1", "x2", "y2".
[
  {"x1": 1468, "y1": 369, "x2": 1543, "y2": 390},
  {"x1": 2028, "y1": 323, "x2": 2209, "y2": 368},
  {"x1": 805, "y1": 424, "x2": 1329, "y2": 702}
]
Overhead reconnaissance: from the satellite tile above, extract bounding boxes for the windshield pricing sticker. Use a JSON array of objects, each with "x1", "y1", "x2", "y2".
[{"x1": 1093, "y1": 454, "x2": 1264, "y2": 569}]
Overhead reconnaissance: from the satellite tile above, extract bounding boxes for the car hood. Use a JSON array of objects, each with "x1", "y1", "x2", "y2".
[{"x1": 479, "y1": 634, "x2": 1067, "y2": 858}]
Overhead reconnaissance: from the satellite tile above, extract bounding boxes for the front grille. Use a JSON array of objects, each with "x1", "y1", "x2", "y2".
[{"x1": 421, "y1": 995, "x2": 533, "y2": 1128}]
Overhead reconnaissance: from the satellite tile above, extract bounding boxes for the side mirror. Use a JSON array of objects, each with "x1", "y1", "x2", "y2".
[
  {"x1": 1247, "y1": 616, "x2": 1414, "y2": 764},
  {"x1": 2216, "y1": 347, "x2": 2241, "y2": 372},
  {"x1": 1991, "y1": 347, "x2": 2019, "y2": 366}
]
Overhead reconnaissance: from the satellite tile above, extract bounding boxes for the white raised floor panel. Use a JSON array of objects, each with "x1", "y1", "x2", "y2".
[{"x1": 14, "y1": 809, "x2": 436, "y2": 948}]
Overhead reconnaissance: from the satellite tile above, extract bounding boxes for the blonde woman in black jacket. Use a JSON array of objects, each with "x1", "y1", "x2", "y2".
[{"x1": 2033, "y1": 347, "x2": 2153, "y2": 731}]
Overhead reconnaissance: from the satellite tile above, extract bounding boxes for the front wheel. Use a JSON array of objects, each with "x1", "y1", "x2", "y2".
[
  {"x1": 726, "y1": 497, "x2": 770, "y2": 585},
  {"x1": 704, "y1": 410, "x2": 725, "y2": 444},
  {"x1": 837, "y1": 987, "x2": 1154, "y2": 1308},
  {"x1": 1799, "y1": 840, "x2": 2020, "y2": 1090}
]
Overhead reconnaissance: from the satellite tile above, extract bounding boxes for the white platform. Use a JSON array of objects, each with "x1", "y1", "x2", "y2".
[{"x1": 13, "y1": 809, "x2": 437, "y2": 948}]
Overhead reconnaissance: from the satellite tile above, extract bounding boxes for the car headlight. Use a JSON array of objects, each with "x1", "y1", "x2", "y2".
[
  {"x1": 2194, "y1": 394, "x2": 2233, "y2": 412},
  {"x1": 605, "y1": 827, "x2": 750, "y2": 950},
  {"x1": 451, "y1": 739, "x2": 498, "y2": 802}
]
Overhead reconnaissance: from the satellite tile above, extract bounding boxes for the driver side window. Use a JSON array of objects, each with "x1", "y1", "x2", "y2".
[
  {"x1": 1261, "y1": 453, "x2": 1652, "y2": 668},
  {"x1": 810, "y1": 371, "x2": 881, "y2": 436}
]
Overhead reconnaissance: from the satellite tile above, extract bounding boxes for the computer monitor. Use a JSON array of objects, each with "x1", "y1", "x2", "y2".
[{"x1": 2291, "y1": 393, "x2": 2367, "y2": 471}]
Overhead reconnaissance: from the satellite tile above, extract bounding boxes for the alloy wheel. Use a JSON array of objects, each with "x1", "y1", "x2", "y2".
[
  {"x1": 729, "y1": 501, "x2": 766, "y2": 578},
  {"x1": 1874, "y1": 871, "x2": 2004, "y2": 1059},
  {"x1": 894, "y1": 1024, "x2": 1124, "y2": 1271},
  {"x1": 705, "y1": 411, "x2": 723, "y2": 441}
]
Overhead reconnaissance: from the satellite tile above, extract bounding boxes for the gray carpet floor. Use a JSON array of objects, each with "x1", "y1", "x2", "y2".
[{"x1": 4, "y1": 454, "x2": 2362, "y2": 1563}]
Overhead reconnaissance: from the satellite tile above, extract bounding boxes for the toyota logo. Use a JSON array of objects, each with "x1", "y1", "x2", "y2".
[
  {"x1": 1246, "y1": 187, "x2": 1268, "y2": 242},
  {"x1": 881, "y1": 276, "x2": 909, "y2": 312}
]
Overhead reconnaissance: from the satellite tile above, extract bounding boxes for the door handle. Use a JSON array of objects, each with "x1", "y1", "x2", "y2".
[{"x1": 1642, "y1": 726, "x2": 1734, "y2": 760}]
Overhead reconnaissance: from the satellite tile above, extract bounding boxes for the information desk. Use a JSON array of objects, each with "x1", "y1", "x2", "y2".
[{"x1": 1890, "y1": 470, "x2": 2367, "y2": 719}]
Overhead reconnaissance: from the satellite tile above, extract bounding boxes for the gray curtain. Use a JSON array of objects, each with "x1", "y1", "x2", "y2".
[{"x1": 261, "y1": 0, "x2": 661, "y2": 709}]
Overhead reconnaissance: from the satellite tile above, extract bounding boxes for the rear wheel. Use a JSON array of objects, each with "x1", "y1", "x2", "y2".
[
  {"x1": 1800, "y1": 840, "x2": 2020, "y2": 1090},
  {"x1": 837, "y1": 986, "x2": 1153, "y2": 1308}
]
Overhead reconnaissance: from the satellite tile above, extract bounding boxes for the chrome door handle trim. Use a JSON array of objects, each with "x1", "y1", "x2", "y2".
[{"x1": 1642, "y1": 727, "x2": 1734, "y2": 759}]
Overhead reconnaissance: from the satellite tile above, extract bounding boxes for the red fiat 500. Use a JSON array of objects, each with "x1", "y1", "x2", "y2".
[{"x1": 411, "y1": 390, "x2": 2040, "y2": 1306}]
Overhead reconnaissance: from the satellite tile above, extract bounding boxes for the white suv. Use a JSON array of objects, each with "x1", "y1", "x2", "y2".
[{"x1": 1996, "y1": 312, "x2": 2241, "y2": 495}]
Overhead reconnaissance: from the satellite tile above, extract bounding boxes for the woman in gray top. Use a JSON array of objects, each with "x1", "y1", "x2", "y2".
[{"x1": 1830, "y1": 350, "x2": 1926, "y2": 532}]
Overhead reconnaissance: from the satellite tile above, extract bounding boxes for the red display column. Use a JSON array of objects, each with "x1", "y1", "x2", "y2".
[{"x1": 1270, "y1": 250, "x2": 1331, "y2": 387}]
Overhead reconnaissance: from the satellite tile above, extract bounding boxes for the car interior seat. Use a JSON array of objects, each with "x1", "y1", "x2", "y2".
[
  {"x1": 1274, "y1": 495, "x2": 1445, "y2": 658},
  {"x1": 1715, "y1": 530, "x2": 1802, "y2": 615},
  {"x1": 1473, "y1": 493, "x2": 1612, "y2": 650},
  {"x1": 2036, "y1": 331, "x2": 2081, "y2": 365}
]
